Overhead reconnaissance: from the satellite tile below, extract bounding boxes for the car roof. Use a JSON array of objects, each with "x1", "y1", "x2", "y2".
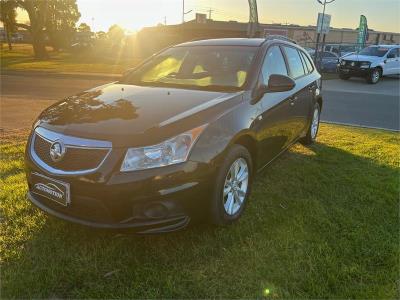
[{"x1": 176, "y1": 38, "x2": 267, "y2": 47}]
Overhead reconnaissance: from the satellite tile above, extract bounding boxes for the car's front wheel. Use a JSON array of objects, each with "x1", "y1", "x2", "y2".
[
  {"x1": 210, "y1": 144, "x2": 253, "y2": 225},
  {"x1": 366, "y1": 68, "x2": 381, "y2": 84}
]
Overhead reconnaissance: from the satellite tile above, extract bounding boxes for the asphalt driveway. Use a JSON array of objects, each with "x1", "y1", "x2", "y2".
[{"x1": 321, "y1": 76, "x2": 400, "y2": 131}]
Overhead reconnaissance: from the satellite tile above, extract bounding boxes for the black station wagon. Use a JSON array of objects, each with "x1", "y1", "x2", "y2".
[{"x1": 25, "y1": 37, "x2": 323, "y2": 233}]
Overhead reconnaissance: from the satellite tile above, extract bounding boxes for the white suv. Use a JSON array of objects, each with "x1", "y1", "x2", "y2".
[{"x1": 338, "y1": 45, "x2": 400, "y2": 84}]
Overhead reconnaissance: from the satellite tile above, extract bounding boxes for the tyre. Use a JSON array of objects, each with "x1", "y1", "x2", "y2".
[
  {"x1": 210, "y1": 144, "x2": 253, "y2": 225},
  {"x1": 366, "y1": 68, "x2": 381, "y2": 84},
  {"x1": 300, "y1": 102, "x2": 321, "y2": 145},
  {"x1": 339, "y1": 73, "x2": 351, "y2": 80}
]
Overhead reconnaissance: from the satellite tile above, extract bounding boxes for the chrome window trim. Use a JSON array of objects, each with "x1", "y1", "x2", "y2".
[{"x1": 30, "y1": 127, "x2": 112, "y2": 176}]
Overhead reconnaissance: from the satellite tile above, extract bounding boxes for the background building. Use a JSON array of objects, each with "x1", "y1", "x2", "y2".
[{"x1": 136, "y1": 17, "x2": 400, "y2": 58}]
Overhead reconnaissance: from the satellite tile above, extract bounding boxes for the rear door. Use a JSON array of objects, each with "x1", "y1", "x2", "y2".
[
  {"x1": 281, "y1": 46, "x2": 314, "y2": 141},
  {"x1": 255, "y1": 45, "x2": 293, "y2": 166}
]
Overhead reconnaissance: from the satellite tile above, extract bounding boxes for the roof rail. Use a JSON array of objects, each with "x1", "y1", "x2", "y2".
[{"x1": 264, "y1": 35, "x2": 297, "y2": 44}]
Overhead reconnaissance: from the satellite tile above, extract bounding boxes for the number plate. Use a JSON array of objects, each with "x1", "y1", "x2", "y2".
[{"x1": 31, "y1": 172, "x2": 70, "y2": 206}]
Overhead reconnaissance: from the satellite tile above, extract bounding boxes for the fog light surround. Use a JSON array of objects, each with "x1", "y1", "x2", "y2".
[{"x1": 144, "y1": 202, "x2": 169, "y2": 219}]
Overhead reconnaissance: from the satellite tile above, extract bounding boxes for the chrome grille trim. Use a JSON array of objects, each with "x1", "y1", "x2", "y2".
[{"x1": 30, "y1": 127, "x2": 112, "y2": 175}]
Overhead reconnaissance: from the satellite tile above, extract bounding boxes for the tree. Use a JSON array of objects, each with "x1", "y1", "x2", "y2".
[
  {"x1": 107, "y1": 24, "x2": 125, "y2": 50},
  {"x1": 46, "y1": 0, "x2": 81, "y2": 51},
  {"x1": 0, "y1": 0, "x2": 17, "y2": 50},
  {"x1": 14, "y1": 0, "x2": 80, "y2": 59},
  {"x1": 95, "y1": 31, "x2": 106, "y2": 40},
  {"x1": 77, "y1": 22, "x2": 91, "y2": 33},
  {"x1": 14, "y1": 0, "x2": 50, "y2": 59}
]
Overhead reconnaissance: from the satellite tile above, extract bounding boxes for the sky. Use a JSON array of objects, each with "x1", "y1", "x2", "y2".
[{"x1": 16, "y1": 0, "x2": 400, "y2": 33}]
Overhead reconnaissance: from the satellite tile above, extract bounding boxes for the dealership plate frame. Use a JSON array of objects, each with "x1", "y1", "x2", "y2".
[{"x1": 31, "y1": 172, "x2": 71, "y2": 206}]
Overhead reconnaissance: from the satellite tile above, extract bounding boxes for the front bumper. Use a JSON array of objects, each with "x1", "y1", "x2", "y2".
[
  {"x1": 25, "y1": 145, "x2": 217, "y2": 233},
  {"x1": 338, "y1": 65, "x2": 371, "y2": 76},
  {"x1": 27, "y1": 192, "x2": 191, "y2": 233}
]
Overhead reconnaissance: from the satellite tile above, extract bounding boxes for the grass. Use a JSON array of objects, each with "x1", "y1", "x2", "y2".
[
  {"x1": 0, "y1": 43, "x2": 140, "y2": 74},
  {"x1": 0, "y1": 124, "x2": 399, "y2": 298}
]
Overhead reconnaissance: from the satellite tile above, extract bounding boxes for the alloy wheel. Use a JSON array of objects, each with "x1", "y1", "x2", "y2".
[
  {"x1": 311, "y1": 107, "x2": 320, "y2": 139},
  {"x1": 372, "y1": 69, "x2": 380, "y2": 83},
  {"x1": 223, "y1": 158, "x2": 249, "y2": 216}
]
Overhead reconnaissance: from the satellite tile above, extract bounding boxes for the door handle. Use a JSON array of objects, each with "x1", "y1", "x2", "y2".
[{"x1": 289, "y1": 96, "x2": 297, "y2": 106}]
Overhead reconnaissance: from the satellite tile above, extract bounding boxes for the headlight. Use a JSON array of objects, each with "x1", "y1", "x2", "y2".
[
  {"x1": 360, "y1": 62, "x2": 371, "y2": 68},
  {"x1": 341, "y1": 60, "x2": 346, "y2": 66},
  {"x1": 120, "y1": 124, "x2": 207, "y2": 172}
]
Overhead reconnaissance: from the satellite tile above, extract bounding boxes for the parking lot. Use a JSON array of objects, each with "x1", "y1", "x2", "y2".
[
  {"x1": 321, "y1": 76, "x2": 400, "y2": 131},
  {"x1": 1, "y1": 72, "x2": 399, "y2": 131}
]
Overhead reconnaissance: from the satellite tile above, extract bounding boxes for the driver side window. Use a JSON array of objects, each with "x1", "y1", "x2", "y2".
[
  {"x1": 261, "y1": 46, "x2": 288, "y2": 85},
  {"x1": 387, "y1": 49, "x2": 398, "y2": 58}
]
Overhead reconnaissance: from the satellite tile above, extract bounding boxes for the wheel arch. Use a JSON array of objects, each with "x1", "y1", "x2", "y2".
[
  {"x1": 231, "y1": 133, "x2": 258, "y2": 170},
  {"x1": 375, "y1": 65, "x2": 383, "y2": 75},
  {"x1": 316, "y1": 95, "x2": 323, "y2": 110}
]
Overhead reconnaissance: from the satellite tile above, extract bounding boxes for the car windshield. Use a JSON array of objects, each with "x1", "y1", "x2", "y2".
[
  {"x1": 358, "y1": 46, "x2": 389, "y2": 57},
  {"x1": 341, "y1": 45, "x2": 356, "y2": 52},
  {"x1": 121, "y1": 46, "x2": 258, "y2": 92}
]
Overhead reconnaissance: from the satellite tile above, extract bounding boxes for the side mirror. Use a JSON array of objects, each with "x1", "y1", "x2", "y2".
[{"x1": 267, "y1": 74, "x2": 296, "y2": 92}]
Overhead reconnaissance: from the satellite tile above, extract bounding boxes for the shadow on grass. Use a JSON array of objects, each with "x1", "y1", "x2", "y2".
[{"x1": 1, "y1": 142, "x2": 398, "y2": 299}]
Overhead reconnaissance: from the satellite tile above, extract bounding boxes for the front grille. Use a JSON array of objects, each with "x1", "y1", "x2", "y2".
[
  {"x1": 344, "y1": 60, "x2": 360, "y2": 67},
  {"x1": 31, "y1": 128, "x2": 111, "y2": 173}
]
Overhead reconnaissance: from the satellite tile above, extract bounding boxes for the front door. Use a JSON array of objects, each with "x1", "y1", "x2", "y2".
[
  {"x1": 384, "y1": 48, "x2": 400, "y2": 75},
  {"x1": 255, "y1": 45, "x2": 294, "y2": 166}
]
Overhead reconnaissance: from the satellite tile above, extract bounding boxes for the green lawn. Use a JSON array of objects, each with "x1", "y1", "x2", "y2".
[
  {"x1": 0, "y1": 124, "x2": 399, "y2": 298},
  {"x1": 0, "y1": 43, "x2": 140, "y2": 74}
]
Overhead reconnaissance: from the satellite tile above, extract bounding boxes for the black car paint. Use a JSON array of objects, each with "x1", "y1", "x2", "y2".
[{"x1": 25, "y1": 39, "x2": 322, "y2": 233}]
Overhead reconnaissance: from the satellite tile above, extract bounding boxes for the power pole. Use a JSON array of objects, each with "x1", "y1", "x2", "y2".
[
  {"x1": 164, "y1": 16, "x2": 167, "y2": 25},
  {"x1": 182, "y1": 0, "x2": 192, "y2": 23},
  {"x1": 207, "y1": 8, "x2": 214, "y2": 20},
  {"x1": 182, "y1": 0, "x2": 185, "y2": 23}
]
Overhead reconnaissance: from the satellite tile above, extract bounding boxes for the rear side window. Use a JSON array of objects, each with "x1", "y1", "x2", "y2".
[
  {"x1": 261, "y1": 45, "x2": 288, "y2": 84},
  {"x1": 300, "y1": 51, "x2": 314, "y2": 74},
  {"x1": 283, "y1": 46, "x2": 306, "y2": 79}
]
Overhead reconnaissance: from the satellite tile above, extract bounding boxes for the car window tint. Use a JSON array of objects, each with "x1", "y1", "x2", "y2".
[
  {"x1": 300, "y1": 51, "x2": 314, "y2": 73},
  {"x1": 388, "y1": 49, "x2": 398, "y2": 58},
  {"x1": 283, "y1": 46, "x2": 306, "y2": 79},
  {"x1": 261, "y1": 46, "x2": 288, "y2": 84},
  {"x1": 299, "y1": 52, "x2": 310, "y2": 73},
  {"x1": 131, "y1": 46, "x2": 257, "y2": 90},
  {"x1": 387, "y1": 49, "x2": 394, "y2": 57}
]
